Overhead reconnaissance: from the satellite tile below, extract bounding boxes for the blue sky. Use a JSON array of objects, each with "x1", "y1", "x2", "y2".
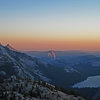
[{"x1": 0, "y1": 0, "x2": 100, "y2": 50}]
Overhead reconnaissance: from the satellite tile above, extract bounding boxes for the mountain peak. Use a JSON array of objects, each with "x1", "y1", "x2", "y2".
[
  {"x1": 6, "y1": 44, "x2": 16, "y2": 51},
  {"x1": 0, "y1": 43, "x2": 4, "y2": 48},
  {"x1": 48, "y1": 50, "x2": 56, "y2": 59},
  {"x1": 0, "y1": 42, "x2": 3, "y2": 46}
]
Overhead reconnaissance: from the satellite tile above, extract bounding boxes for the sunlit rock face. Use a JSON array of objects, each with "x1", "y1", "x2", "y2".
[
  {"x1": 6, "y1": 44, "x2": 16, "y2": 51},
  {"x1": 48, "y1": 50, "x2": 56, "y2": 59}
]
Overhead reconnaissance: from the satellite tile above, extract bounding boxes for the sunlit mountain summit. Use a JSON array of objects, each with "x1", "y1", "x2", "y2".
[{"x1": 48, "y1": 50, "x2": 56, "y2": 59}]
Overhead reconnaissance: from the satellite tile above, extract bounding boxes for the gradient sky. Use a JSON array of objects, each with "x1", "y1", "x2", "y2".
[{"x1": 0, "y1": 0, "x2": 100, "y2": 51}]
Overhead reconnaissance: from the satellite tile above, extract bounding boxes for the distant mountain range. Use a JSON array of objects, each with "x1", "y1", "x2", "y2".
[
  {"x1": 1, "y1": 43, "x2": 100, "y2": 99},
  {"x1": 26, "y1": 50, "x2": 100, "y2": 100},
  {"x1": 0, "y1": 43, "x2": 86, "y2": 100}
]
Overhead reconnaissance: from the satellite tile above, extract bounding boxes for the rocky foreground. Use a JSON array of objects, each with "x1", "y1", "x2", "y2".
[{"x1": 0, "y1": 78, "x2": 86, "y2": 100}]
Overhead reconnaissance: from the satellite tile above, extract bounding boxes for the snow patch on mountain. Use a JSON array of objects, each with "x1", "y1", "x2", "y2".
[{"x1": 65, "y1": 66, "x2": 78, "y2": 73}]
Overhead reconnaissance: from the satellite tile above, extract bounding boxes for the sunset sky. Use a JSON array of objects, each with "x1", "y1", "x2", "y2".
[{"x1": 0, "y1": 0, "x2": 100, "y2": 51}]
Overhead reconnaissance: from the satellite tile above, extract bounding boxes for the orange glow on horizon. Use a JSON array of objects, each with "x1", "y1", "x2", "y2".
[{"x1": 0, "y1": 35, "x2": 100, "y2": 51}]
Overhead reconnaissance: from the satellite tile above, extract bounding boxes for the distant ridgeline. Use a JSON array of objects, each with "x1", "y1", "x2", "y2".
[{"x1": 1, "y1": 43, "x2": 100, "y2": 100}]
